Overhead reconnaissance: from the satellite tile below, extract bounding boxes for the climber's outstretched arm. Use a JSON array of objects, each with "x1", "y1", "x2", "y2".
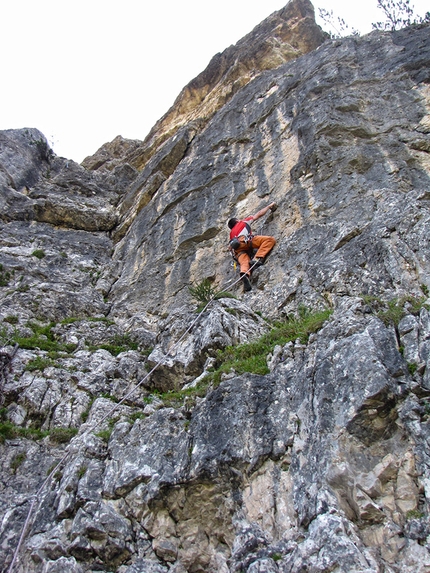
[{"x1": 250, "y1": 202, "x2": 277, "y2": 222}]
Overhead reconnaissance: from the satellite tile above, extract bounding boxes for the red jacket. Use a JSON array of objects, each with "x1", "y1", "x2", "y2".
[{"x1": 229, "y1": 216, "x2": 254, "y2": 241}]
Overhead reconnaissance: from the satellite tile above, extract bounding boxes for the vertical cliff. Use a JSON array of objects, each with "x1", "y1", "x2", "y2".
[{"x1": 1, "y1": 2, "x2": 430, "y2": 572}]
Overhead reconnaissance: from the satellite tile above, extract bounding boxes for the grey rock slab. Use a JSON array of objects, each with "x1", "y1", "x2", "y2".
[{"x1": 103, "y1": 408, "x2": 191, "y2": 498}]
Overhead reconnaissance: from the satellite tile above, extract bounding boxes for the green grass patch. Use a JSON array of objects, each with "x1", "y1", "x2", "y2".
[
  {"x1": 208, "y1": 306, "x2": 332, "y2": 383},
  {"x1": 0, "y1": 264, "x2": 11, "y2": 287},
  {"x1": 361, "y1": 294, "x2": 429, "y2": 327},
  {"x1": 160, "y1": 306, "x2": 332, "y2": 406},
  {"x1": 88, "y1": 333, "x2": 138, "y2": 356},
  {"x1": 100, "y1": 393, "x2": 118, "y2": 402},
  {"x1": 60, "y1": 316, "x2": 115, "y2": 326},
  {"x1": 159, "y1": 383, "x2": 209, "y2": 408},
  {"x1": 25, "y1": 356, "x2": 59, "y2": 372},
  {"x1": 12, "y1": 321, "x2": 76, "y2": 354},
  {"x1": 60, "y1": 317, "x2": 81, "y2": 325},
  {"x1": 406, "y1": 509, "x2": 424, "y2": 520},
  {"x1": 0, "y1": 412, "x2": 77, "y2": 444},
  {"x1": 10, "y1": 452, "x2": 26, "y2": 472},
  {"x1": 95, "y1": 417, "x2": 119, "y2": 443},
  {"x1": 49, "y1": 427, "x2": 78, "y2": 444},
  {"x1": 81, "y1": 397, "x2": 95, "y2": 423},
  {"x1": 408, "y1": 362, "x2": 418, "y2": 375},
  {"x1": 96, "y1": 429, "x2": 113, "y2": 443},
  {"x1": 31, "y1": 249, "x2": 46, "y2": 259},
  {"x1": 0, "y1": 421, "x2": 49, "y2": 443},
  {"x1": 87, "y1": 316, "x2": 115, "y2": 325},
  {"x1": 3, "y1": 315, "x2": 19, "y2": 325},
  {"x1": 128, "y1": 411, "x2": 147, "y2": 422},
  {"x1": 78, "y1": 465, "x2": 87, "y2": 479}
]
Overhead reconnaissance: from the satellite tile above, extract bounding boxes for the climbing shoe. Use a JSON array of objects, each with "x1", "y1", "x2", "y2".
[
  {"x1": 240, "y1": 273, "x2": 252, "y2": 292},
  {"x1": 250, "y1": 257, "x2": 264, "y2": 269}
]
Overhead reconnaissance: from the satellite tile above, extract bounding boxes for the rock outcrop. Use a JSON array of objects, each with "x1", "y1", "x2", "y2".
[
  {"x1": 82, "y1": 0, "x2": 325, "y2": 175},
  {"x1": 1, "y1": 2, "x2": 430, "y2": 573}
]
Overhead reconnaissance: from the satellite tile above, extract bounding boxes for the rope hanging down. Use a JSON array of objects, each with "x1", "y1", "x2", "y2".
[{"x1": 7, "y1": 257, "x2": 263, "y2": 573}]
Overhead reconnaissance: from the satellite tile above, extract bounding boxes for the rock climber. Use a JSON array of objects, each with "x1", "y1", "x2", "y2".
[{"x1": 228, "y1": 202, "x2": 277, "y2": 292}]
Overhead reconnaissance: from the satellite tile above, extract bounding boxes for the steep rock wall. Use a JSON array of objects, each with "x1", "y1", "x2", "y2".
[
  {"x1": 109, "y1": 23, "x2": 430, "y2": 325},
  {"x1": 0, "y1": 5, "x2": 430, "y2": 573},
  {"x1": 82, "y1": 0, "x2": 325, "y2": 175}
]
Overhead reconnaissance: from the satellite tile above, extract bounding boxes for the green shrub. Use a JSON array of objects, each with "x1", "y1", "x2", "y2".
[
  {"x1": 88, "y1": 333, "x2": 138, "y2": 356},
  {"x1": 361, "y1": 294, "x2": 429, "y2": 327},
  {"x1": 96, "y1": 429, "x2": 112, "y2": 443},
  {"x1": 13, "y1": 321, "x2": 76, "y2": 354},
  {"x1": 10, "y1": 452, "x2": 26, "y2": 472},
  {"x1": 0, "y1": 264, "x2": 11, "y2": 287},
  {"x1": 0, "y1": 421, "x2": 49, "y2": 443},
  {"x1": 4, "y1": 315, "x2": 19, "y2": 325},
  {"x1": 189, "y1": 279, "x2": 236, "y2": 309},
  {"x1": 49, "y1": 427, "x2": 78, "y2": 444},
  {"x1": 408, "y1": 362, "x2": 417, "y2": 375},
  {"x1": 31, "y1": 249, "x2": 46, "y2": 259},
  {"x1": 25, "y1": 356, "x2": 59, "y2": 372},
  {"x1": 406, "y1": 509, "x2": 424, "y2": 520}
]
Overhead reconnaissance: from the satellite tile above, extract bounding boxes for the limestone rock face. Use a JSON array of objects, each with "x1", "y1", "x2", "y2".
[
  {"x1": 1, "y1": 3, "x2": 430, "y2": 573},
  {"x1": 82, "y1": 0, "x2": 326, "y2": 174}
]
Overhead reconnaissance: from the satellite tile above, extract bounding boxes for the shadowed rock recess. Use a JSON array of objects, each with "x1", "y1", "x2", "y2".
[{"x1": 1, "y1": 1, "x2": 430, "y2": 572}]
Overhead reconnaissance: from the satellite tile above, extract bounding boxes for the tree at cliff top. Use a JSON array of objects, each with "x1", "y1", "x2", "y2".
[{"x1": 372, "y1": 0, "x2": 430, "y2": 30}]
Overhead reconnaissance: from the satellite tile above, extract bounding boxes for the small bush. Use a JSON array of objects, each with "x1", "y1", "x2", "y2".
[
  {"x1": 49, "y1": 427, "x2": 78, "y2": 444},
  {"x1": 0, "y1": 264, "x2": 11, "y2": 287},
  {"x1": 408, "y1": 362, "x2": 417, "y2": 375},
  {"x1": 406, "y1": 509, "x2": 424, "y2": 520},
  {"x1": 32, "y1": 249, "x2": 46, "y2": 259},
  {"x1": 0, "y1": 421, "x2": 48, "y2": 443},
  {"x1": 189, "y1": 279, "x2": 236, "y2": 309},
  {"x1": 10, "y1": 452, "x2": 26, "y2": 472},
  {"x1": 25, "y1": 356, "x2": 59, "y2": 372},
  {"x1": 361, "y1": 294, "x2": 429, "y2": 327},
  {"x1": 96, "y1": 429, "x2": 112, "y2": 443},
  {"x1": 4, "y1": 316, "x2": 19, "y2": 325},
  {"x1": 88, "y1": 333, "x2": 138, "y2": 356},
  {"x1": 372, "y1": 0, "x2": 430, "y2": 31}
]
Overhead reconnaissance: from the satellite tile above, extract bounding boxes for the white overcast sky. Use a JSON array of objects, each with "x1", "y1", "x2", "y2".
[{"x1": 1, "y1": 0, "x2": 428, "y2": 163}]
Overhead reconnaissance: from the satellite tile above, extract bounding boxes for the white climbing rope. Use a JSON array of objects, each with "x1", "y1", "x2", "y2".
[{"x1": 6, "y1": 258, "x2": 261, "y2": 573}]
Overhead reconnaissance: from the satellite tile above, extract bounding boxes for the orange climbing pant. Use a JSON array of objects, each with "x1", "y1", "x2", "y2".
[{"x1": 235, "y1": 235, "x2": 276, "y2": 274}]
